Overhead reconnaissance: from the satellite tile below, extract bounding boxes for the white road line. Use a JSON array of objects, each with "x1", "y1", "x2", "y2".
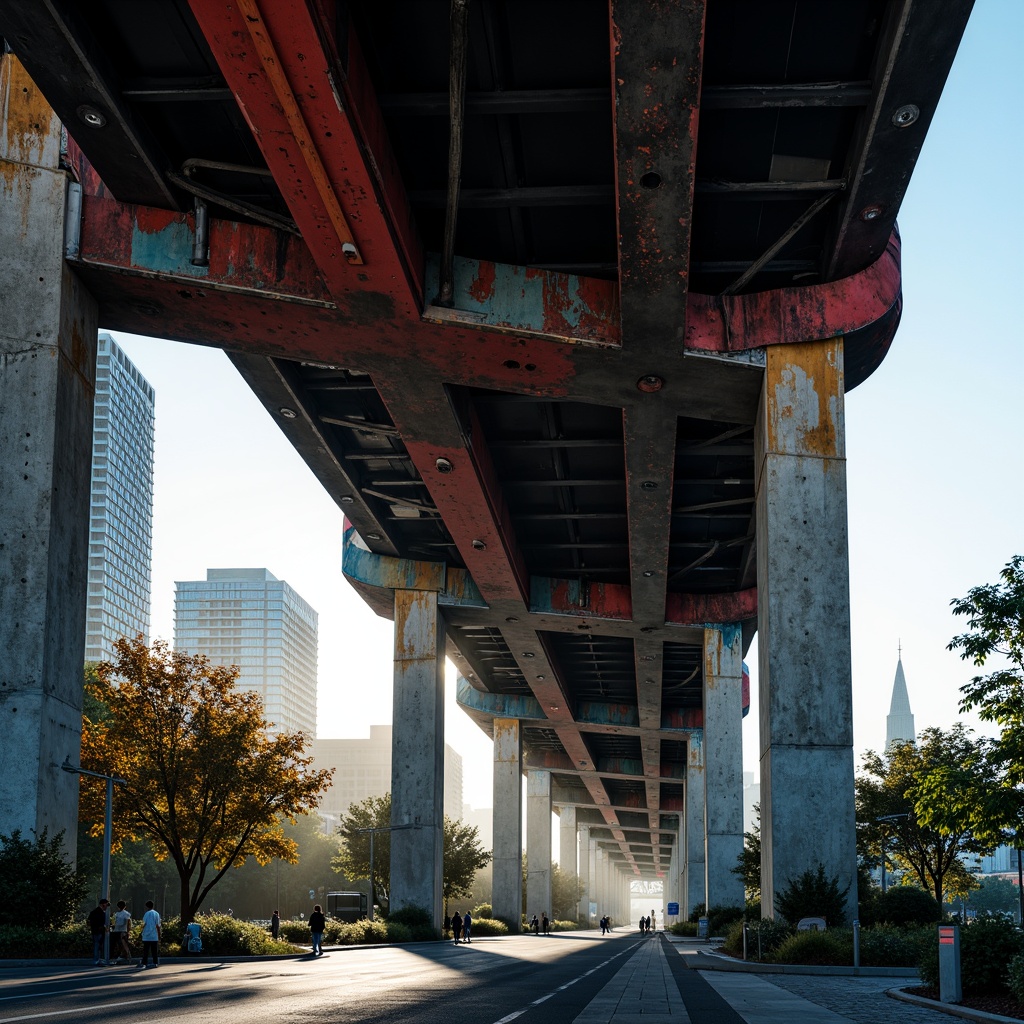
[
  {"x1": 0, "y1": 990, "x2": 205, "y2": 1023},
  {"x1": 488, "y1": 942, "x2": 640, "y2": 1024}
]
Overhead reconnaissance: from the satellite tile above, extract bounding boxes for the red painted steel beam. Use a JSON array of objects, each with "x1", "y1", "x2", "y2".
[{"x1": 185, "y1": 0, "x2": 422, "y2": 315}]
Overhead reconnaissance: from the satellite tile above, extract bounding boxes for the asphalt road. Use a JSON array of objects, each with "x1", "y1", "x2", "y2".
[{"x1": 0, "y1": 931, "x2": 647, "y2": 1024}]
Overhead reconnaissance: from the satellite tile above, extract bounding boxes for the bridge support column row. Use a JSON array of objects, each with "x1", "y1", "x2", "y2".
[
  {"x1": 0, "y1": 54, "x2": 98, "y2": 846},
  {"x1": 526, "y1": 769, "x2": 552, "y2": 922},
  {"x1": 492, "y1": 719, "x2": 523, "y2": 929}
]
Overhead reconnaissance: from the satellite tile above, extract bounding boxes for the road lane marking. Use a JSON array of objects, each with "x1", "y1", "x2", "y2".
[
  {"x1": 489, "y1": 941, "x2": 641, "y2": 1024},
  {"x1": 0, "y1": 990, "x2": 202, "y2": 1022}
]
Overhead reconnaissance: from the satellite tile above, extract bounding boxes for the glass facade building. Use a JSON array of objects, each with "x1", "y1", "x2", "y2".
[
  {"x1": 84, "y1": 333, "x2": 155, "y2": 664},
  {"x1": 174, "y1": 568, "x2": 318, "y2": 736}
]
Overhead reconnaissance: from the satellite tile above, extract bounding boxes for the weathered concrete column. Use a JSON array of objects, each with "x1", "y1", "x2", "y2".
[
  {"x1": 577, "y1": 823, "x2": 591, "y2": 923},
  {"x1": 684, "y1": 733, "x2": 706, "y2": 916},
  {"x1": 0, "y1": 55, "x2": 98, "y2": 845},
  {"x1": 526, "y1": 769, "x2": 552, "y2": 920},
  {"x1": 390, "y1": 589, "x2": 446, "y2": 927},
  {"x1": 704, "y1": 625, "x2": 745, "y2": 909},
  {"x1": 558, "y1": 805, "x2": 578, "y2": 918},
  {"x1": 492, "y1": 719, "x2": 523, "y2": 929},
  {"x1": 756, "y1": 338, "x2": 858, "y2": 920}
]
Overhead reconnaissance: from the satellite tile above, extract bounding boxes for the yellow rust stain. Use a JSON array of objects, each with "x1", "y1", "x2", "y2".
[
  {"x1": 766, "y1": 338, "x2": 843, "y2": 457},
  {"x1": 1, "y1": 55, "x2": 61, "y2": 170}
]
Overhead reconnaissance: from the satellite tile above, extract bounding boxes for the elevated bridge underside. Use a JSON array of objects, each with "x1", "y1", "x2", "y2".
[{"x1": 0, "y1": 0, "x2": 972, "y2": 911}]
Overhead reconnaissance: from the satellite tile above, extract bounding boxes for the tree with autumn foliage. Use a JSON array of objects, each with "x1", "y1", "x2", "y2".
[{"x1": 80, "y1": 636, "x2": 333, "y2": 924}]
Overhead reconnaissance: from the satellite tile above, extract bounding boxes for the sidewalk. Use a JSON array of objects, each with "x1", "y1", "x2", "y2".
[{"x1": 569, "y1": 933, "x2": 1015, "y2": 1024}]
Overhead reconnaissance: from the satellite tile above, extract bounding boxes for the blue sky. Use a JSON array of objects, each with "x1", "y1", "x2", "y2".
[{"x1": 110, "y1": 1, "x2": 1023, "y2": 812}]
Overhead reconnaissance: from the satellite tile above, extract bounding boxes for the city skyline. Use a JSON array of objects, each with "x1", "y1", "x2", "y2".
[{"x1": 106, "y1": 2, "x2": 1022, "y2": 813}]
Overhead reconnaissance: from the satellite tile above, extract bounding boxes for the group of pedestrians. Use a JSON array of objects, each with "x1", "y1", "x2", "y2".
[
  {"x1": 87, "y1": 898, "x2": 163, "y2": 967},
  {"x1": 638, "y1": 910, "x2": 656, "y2": 935},
  {"x1": 599, "y1": 914, "x2": 611, "y2": 934},
  {"x1": 529, "y1": 913, "x2": 550, "y2": 935},
  {"x1": 447, "y1": 909, "x2": 472, "y2": 943}
]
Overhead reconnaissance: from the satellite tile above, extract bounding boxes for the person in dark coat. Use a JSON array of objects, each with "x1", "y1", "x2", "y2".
[
  {"x1": 451, "y1": 910, "x2": 463, "y2": 944},
  {"x1": 462, "y1": 909, "x2": 473, "y2": 943},
  {"x1": 271, "y1": 910, "x2": 280, "y2": 940},
  {"x1": 87, "y1": 899, "x2": 110, "y2": 965},
  {"x1": 309, "y1": 905, "x2": 326, "y2": 956},
  {"x1": 541, "y1": 913, "x2": 549, "y2": 935}
]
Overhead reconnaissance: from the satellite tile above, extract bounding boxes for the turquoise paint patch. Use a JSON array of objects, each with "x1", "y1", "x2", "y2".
[
  {"x1": 131, "y1": 219, "x2": 208, "y2": 278},
  {"x1": 455, "y1": 675, "x2": 544, "y2": 720}
]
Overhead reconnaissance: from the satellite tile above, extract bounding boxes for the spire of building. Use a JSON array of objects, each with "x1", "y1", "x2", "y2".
[{"x1": 885, "y1": 646, "x2": 916, "y2": 749}]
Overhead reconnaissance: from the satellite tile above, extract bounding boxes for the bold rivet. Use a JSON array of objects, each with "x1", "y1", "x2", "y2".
[
  {"x1": 435, "y1": 457, "x2": 454, "y2": 473},
  {"x1": 891, "y1": 103, "x2": 920, "y2": 128},
  {"x1": 637, "y1": 375, "x2": 664, "y2": 393},
  {"x1": 279, "y1": 407, "x2": 297, "y2": 419}
]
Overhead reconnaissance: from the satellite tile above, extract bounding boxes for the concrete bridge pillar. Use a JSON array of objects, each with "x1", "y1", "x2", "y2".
[
  {"x1": 684, "y1": 734, "x2": 706, "y2": 917},
  {"x1": 577, "y1": 823, "x2": 591, "y2": 923},
  {"x1": 558, "y1": 805, "x2": 578, "y2": 917},
  {"x1": 0, "y1": 55, "x2": 98, "y2": 847},
  {"x1": 492, "y1": 718, "x2": 523, "y2": 929},
  {"x1": 756, "y1": 338, "x2": 858, "y2": 921},
  {"x1": 526, "y1": 769, "x2": 552, "y2": 922},
  {"x1": 703, "y1": 625, "x2": 745, "y2": 909},
  {"x1": 390, "y1": 589, "x2": 445, "y2": 927}
]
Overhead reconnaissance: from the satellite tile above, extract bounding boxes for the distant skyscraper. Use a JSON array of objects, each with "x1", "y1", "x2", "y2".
[
  {"x1": 84, "y1": 333, "x2": 155, "y2": 664},
  {"x1": 174, "y1": 568, "x2": 318, "y2": 736},
  {"x1": 885, "y1": 649, "x2": 916, "y2": 749},
  {"x1": 311, "y1": 726, "x2": 464, "y2": 826}
]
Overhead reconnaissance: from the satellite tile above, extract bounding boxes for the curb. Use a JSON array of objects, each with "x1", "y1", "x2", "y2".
[{"x1": 888, "y1": 987, "x2": 1024, "y2": 1024}]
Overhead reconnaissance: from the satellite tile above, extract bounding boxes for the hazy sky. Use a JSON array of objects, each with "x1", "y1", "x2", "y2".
[{"x1": 109, "y1": 2, "x2": 1022, "y2": 813}]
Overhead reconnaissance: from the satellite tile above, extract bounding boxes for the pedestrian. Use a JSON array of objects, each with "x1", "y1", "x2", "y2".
[
  {"x1": 270, "y1": 910, "x2": 280, "y2": 940},
  {"x1": 600, "y1": 914, "x2": 607, "y2": 935},
  {"x1": 650, "y1": 910, "x2": 656, "y2": 932},
  {"x1": 138, "y1": 900, "x2": 161, "y2": 968},
  {"x1": 309, "y1": 904, "x2": 326, "y2": 956},
  {"x1": 112, "y1": 900, "x2": 132, "y2": 963},
  {"x1": 638, "y1": 914, "x2": 645, "y2": 935},
  {"x1": 451, "y1": 910, "x2": 463, "y2": 944},
  {"x1": 541, "y1": 912, "x2": 549, "y2": 935},
  {"x1": 462, "y1": 909, "x2": 472, "y2": 944},
  {"x1": 530, "y1": 914, "x2": 539, "y2": 934},
  {"x1": 87, "y1": 898, "x2": 110, "y2": 965},
  {"x1": 443, "y1": 913, "x2": 451, "y2": 938}
]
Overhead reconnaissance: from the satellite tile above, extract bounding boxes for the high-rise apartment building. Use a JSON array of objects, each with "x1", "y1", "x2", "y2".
[
  {"x1": 311, "y1": 726, "x2": 464, "y2": 828},
  {"x1": 174, "y1": 568, "x2": 318, "y2": 736},
  {"x1": 84, "y1": 333, "x2": 156, "y2": 664}
]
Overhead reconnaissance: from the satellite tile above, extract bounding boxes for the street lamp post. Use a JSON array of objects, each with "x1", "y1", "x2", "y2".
[
  {"x1": 875, "y1": 813, "x2": 910, "y2": 894},
  {"x1": 354, "y1": 823, "x2": 423, "y2": 922},
  {"x1": 61, "y1": 758, "x2": 127, "y2": 964}
]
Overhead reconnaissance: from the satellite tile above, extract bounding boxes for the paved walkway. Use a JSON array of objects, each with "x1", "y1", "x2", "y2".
[{"x1": 570, "y1": 935, "x2": 986, "y2": 1024}]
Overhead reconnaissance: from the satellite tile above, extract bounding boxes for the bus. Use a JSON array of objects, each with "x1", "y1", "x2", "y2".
[{"x1": 327, "y1": 891, "x2": 368, "y2": 922}]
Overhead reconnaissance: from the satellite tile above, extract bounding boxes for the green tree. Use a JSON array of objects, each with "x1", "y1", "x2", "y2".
[
  {"x1": 857, "y1": 725, "x2": 993, "y2": 905},
  {"x1": 335, "y1": 794, "x2": 492, "y2": 917},
  {"x1": 81, "y1": 636, "x2": 333, "y2": 924},
  {"x1": 551, "y1": 863, "x2": 584, "y2": 921},
  {"x1": 967, "y1": 876, "x2": 1020, "y2": 919},
  {"x1": 333, "y1": 793, "x2": 392, "y2": 910},
  {"x1": 0, "y1": 829, "x2": 88, "y2": 929},
  {"x1": 774, "y1": 863, "x2": 848, "y2": 925},
  {"x1": 925, "y1": 556, "x2": 1024, "y2": 850},
  {"x1": 443, "y1": 816, "x2": 491, "y2": 912},
  {"x1": 733, "y1": 802, "x2": 761, "y2": 903}
]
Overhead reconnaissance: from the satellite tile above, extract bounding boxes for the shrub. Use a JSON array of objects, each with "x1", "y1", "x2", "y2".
[
  {"x1": 0, "y1": 923, "x2": 92, "y2": 958},
  {"x1": 471, "y1": 917, "x2": 508, "y2": 937},
  {"x1": 473, "y1": 903, "x2": 493, "y2": 919},
  {"x1": 549, "y1": 919, "x2": 577, "y2": 932},
  {"x1": 384, "y1": 905, "x2": 435, "y2": 941},
  {"x1": 669, "y1": 921, "x2": 697, "y2": 936},
  {"x1": 855, "y1": 923, "x2": 932, "y2": 967},
  {"x1": 279, "y1": 919, "x2": 313, "y2": 943},
  {"x1": 386, "y1": 922, "x2": 412, "y2": 944},
  {"x1": 1008, "y1": 953, "x2": 1024, "y2": 1003},
  {"x1": 775, "y1": 864, "x2": 848, "y2": 926},
  {"x1": 184, "y1": 913, "x2": 295, "y2": 956},
  {"x1": 919, "y1": 916, "x2": 1024, "y2": 995},
  {"x1": 861, "y1": 886, "x2": 940, "y2": 927},
  {"x1": 707, "y1": 905, "x2": 745, "y2": 936},
  {"x1": 721, "y1": 917, "x2": 792, "y2": 960},
  {"x1": 772, "y1": 930, "x2": 852, "y2": 966},
  {"x1": 688, "y1": 903, "x2": 706, "y2": 923}
]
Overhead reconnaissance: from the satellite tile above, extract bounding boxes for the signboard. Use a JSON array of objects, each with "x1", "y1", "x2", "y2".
[
  {"x1": 667, "y1": 902, "x2": 679, "y2": 917},
  {"x1": 697, "y1": 916, "x2": 709, "y2": 940}
]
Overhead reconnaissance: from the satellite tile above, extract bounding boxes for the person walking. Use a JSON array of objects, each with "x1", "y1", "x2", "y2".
[
  {"x1": 112, "y1": 901, "x2": 132, "y2": 963},
  {"x1": 530, "y1": 914, "x2": 539, "y2": 934},
  {"x1": 309, "y1": 905, "x2": 326, "y2": 956},
  {"x1": 138, "y1": 901, "x2": 161, "y2": 968},
  {"x1": 462, "y1": 909, "x2": 472, "y2": 944},
  {"x1": 270, "y1": 910, "x2": 280, "y2": 940},
  {"x1": 87, "y1": 899, "x2": 110, "y2": 965},
  {"x1": 541, "y1": 912, "x2": 549, "y2": 936},
  {"x1": 600, "y1": 914, "x2": 607, "y2": 935},
  {"x1": 451, "y1": 910, "x2": 463, "y2": 944}
]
